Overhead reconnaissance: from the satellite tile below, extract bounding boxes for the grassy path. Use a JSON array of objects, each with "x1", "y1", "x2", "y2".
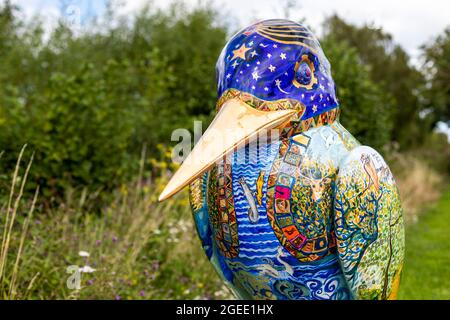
[{"x1": 398, "y1": 187, "x2": 450, "y2": 300}]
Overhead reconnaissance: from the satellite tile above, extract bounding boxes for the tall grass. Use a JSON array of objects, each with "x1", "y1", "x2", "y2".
[
  {"x1": 0, "y1": 146, "x2": 39, "y2": 299},
  {"x1": 389, "y1": 152, "x2": 445, "y2": 223},
  {"x1": 0, "y1": 147, "x2": 231, "y2": 300},
  {"x1": 0, "y1": 146, "x2": 445, "y2": 299}
]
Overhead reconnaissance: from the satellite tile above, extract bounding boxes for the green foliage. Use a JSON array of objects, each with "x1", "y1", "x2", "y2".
[
  {"x1": 398, "y1": 187, "x2": 450, "y2": 299},
  {"x1": 322, "y1": 37, "x2": 392, "y2": 150},
  {"x1": 323, "y1": 15, "x2": 426, "y2": 149},
  {"x1": 0, "y1": 2, "x2": 448, "y2": 200},
  {"x1": 0, "y1": 149, "x2": 446, "y2": 300},
  {"x1": 0, "y1": 0, "x2": 448, "y2": 301},
  {"x1": 0, "y1": 154, "x2": 231, "y2": 300},
  {"x1": 0, "y1": 49, "x2": 173, "y2": 196},
  {"x1": 0, "y1": 2, "x2": 225, "y2": 198},
  {"x1": 422, "y1": 28, "x2": 450, "y2": 126},
  {"x1": 133, "y1": 4, "x2": 227, "y2": 116}
]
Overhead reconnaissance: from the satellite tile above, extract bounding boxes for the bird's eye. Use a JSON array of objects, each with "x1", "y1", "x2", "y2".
[
  {"x1": 293, "y1": 54, "x2": 317, "y2": 90},
  {"x1": 295, "y1": 62, "x2": 312, "y2": 85}
]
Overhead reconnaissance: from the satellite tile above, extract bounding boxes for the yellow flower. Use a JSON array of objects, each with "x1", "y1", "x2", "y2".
[{"x1": 120, "y1": 184, "x2": 128, "y2": 195}]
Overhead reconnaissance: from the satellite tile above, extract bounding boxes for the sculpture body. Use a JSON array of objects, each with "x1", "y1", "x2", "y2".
[{"x1": 161, "y1": 19, "x2": 405, "y2": 300}]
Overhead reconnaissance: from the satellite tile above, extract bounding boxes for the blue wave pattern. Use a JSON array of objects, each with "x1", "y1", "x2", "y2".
[
  {"x1": 204, "y1": 138, "x2": 352, "y2": 300},
  {"x1": 231, "y1": 142, "x2": 279, "y2": 258}
]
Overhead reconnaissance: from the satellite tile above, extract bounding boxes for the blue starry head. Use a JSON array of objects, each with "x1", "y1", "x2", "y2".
[
  {"x1": 216, "y1": 19, "x2": 339, "y2": 120},
  {"x1": 159, "y1": 19, "x2": 341, "y2": 201}
]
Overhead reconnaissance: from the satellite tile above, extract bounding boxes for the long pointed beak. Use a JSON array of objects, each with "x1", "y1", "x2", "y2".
[{"x1": 158, "y1": 98, "x2": 296, "y2": 202}]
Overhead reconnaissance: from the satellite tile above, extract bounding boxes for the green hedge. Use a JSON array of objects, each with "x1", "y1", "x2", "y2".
[{"x1": 0, "y1": 2, "x2": 445, "y2": 201}]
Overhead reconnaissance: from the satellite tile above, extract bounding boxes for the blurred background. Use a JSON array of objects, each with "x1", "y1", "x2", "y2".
[{"x1": 0, "y1": 0, "x2": 448, "y2": 300}]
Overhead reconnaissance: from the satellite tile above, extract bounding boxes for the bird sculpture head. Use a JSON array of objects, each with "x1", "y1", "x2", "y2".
[{"x1": 159, "y1": 19, "x2": 340, "y2": 201}]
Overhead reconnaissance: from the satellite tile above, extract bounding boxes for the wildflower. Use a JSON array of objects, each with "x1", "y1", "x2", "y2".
[
  {"x1": 178, "y1": 220, "x2": 190, "y2": 232},
  {"x1": 151, "y1": 261, "x2": 160, "y2": 271},
  {"x1": 139, "y1": 290, "x2": 145, "y2": 297},
  {"x1": 79, "y1": 251, "x2": 90, "y2": 257},
  {"x1": 87, "y1": 279, "x2": 94, "y2": 286},
  {"x1": 95, "y1": 240, "x2": 102, "y2": 246},
  {"x1": 112, "y1": 235, "x2": 118, "y2": 243},
  {"x1": 180, "y1": 276, "x2": 189, "y2": 284},
  {"x1": 120, "y1": 184, "x2": 128, "y2": 196},
  {"x1": 79, "y1": 266, "x2": 96, "y2": 273},
  {"x1": 115, "y1": 294, "x2": 121, "y2": 300}
]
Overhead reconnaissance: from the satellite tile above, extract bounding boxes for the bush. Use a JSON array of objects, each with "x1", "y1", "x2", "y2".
[
  {"x1": 322, "y1": 37, "x2": 393, "y2": 150},
  {"x1": 0, "y1": 2, "x2": 447, "y2": 202},
  {"x1": 0, "y1": 3, "x2": 224, "y2": 199},
  {"x1": 0, "y1": 56, "x2": 169, "y2": 196}
]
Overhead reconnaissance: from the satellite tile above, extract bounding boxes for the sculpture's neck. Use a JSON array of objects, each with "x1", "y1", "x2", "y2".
[{"x1": 279, "y1": 107, "x2": 340, "y2": 140}]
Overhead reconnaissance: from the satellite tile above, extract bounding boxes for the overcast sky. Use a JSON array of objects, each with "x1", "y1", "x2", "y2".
[{"x1": 11, "y1": 0, "x2": 450, "y2": 63}]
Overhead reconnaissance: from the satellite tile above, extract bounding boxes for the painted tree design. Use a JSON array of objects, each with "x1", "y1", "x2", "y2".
[
  {"x1": 292, "y1": 159, "x2": 336, "y2": 239},
  {"x1": 334, "y1": 173, "x2": 381, "y2": 278},
  {"x1": 334, "y1": 157, "x2": 405, "y2": 300}
]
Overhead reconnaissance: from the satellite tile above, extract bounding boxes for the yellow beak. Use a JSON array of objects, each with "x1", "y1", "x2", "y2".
[{"x1": 158, "y1": 98, "x2": 296, "y2": 202}]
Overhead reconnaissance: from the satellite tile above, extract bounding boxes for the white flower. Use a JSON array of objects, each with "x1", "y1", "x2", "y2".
[
  {"x1": 78, "y1": 251, "x2": 90, "y2": 257},
  {"x1": 79, "y1": 265, "x2": 96, "y2": 273}
]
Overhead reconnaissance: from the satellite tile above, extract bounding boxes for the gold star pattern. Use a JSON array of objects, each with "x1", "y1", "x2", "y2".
[{"x1": 231, "y1": 43, "x2": 251, "y2": 61}]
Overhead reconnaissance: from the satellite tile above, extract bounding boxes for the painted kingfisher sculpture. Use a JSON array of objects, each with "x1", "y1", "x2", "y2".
[{"x1": 159, "y1": 19, "x2": 405, "y2": 300}]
